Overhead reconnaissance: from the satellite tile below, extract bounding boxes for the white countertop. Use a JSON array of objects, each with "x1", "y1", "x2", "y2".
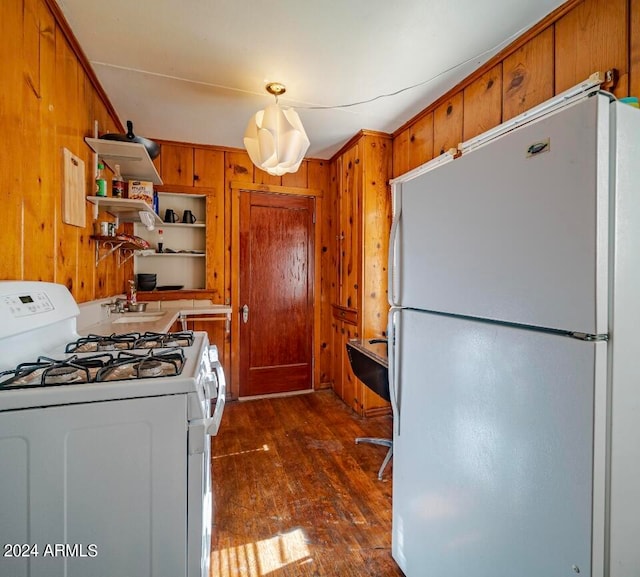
[{"x1": 79, "y1": 302, "x2": 232, "y2": 336}]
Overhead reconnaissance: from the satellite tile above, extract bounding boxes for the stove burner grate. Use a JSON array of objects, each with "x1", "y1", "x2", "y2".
[
  {"x1": 95, "y1": 348, "x2": 186, "y2": 382},
  {"x1": 66, "y1": 333, "x2": 142, "y2": 353},
  {"x1": 134, "y1": 331, "x2": 194, "y2": 349},
  {"x1": 2, "y1": 330, "x2": 195, "y2": 390},
  {"x1": 65, "y1": 330, "x2": 194, "y2": 352},
  {"x1": 0, "y1": 354, "x2": 114, "y2": 389}
]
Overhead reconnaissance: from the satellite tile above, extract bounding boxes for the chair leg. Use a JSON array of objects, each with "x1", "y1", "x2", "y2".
[
  {"x1": 355, "y1": 437, "x2": 393, "y2": 480},
  {"x1": 377, "y1": 445, "x2": 393, "y2": 481}
]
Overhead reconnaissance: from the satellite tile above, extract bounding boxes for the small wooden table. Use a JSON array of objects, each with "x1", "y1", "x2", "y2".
[
  {"x1": 346, "y1": 338, "x2": 389, "y2": 402},
  {"x1": 346, "y1": 338, "x2": 392, "y2": 480}
]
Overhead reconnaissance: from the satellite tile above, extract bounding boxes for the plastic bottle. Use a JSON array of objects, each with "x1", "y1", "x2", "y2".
[
  {"x1": 95, "y1": 163, "x2": 107, "y2": 197},
  {"x1": 157, "y1": 228, "x2": 164, "y2": 253},
  {"x1": 112, "y1": 164, "x2": 125, "y2": 198}
]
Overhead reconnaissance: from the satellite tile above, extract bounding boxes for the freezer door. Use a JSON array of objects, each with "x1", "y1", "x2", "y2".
[
  {"x1": 394, "y1": 94, "x2": 609, "y2": 335},
  {"x1": 391, "y1": 309, "x2": 606, "y2": 577}
]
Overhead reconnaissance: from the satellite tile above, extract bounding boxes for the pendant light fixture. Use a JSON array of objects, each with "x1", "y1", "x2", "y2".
[{"x1": 243, "y1": 82, "x2": 310, "y2": 176}]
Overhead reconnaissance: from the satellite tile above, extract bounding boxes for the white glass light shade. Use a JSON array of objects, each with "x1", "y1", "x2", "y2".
[{"x1": 243, "y1": 103, "x2": 310, "y2": 176}]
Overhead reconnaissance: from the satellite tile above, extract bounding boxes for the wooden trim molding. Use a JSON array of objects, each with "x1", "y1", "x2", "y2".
[
  {"x1": 154, "y1": 138, "x2": 328, "y2": 165},
  {"x1": 230, "y1": 186, "x2": 241, "y2": 396},
  {"x1": 155, "y1": 184, "x2": 217, "y2": 195},
  {"x1": 230, "y1": 181, "x2": 322, "y2": 197},
  {"x1": 330, "y1": 129, "x2": 392, "y2": 163},
  {"x1": 136, "y1": 290, "x2": 217, "y2": 301},
  {"x1": 43, "y1": 0, "x2": 123, "y2": 132}
]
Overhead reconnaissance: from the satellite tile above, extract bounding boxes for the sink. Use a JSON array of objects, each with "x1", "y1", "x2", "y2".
[{"x1": 112, "y1": 314, "x2": 164, "y2": 324}]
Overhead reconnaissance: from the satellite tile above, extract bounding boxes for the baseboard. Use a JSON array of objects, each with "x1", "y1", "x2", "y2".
[
  {"x1": 238, "y1": 389, "x2": 314, "y2": 402},
  {"x1": 364, "y1": 406, "x2": 392, "y2": 418}
]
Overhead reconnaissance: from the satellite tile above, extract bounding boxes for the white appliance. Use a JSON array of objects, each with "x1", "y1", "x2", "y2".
[
  {"x1": 388, "y1": 89, "x2": 640, "y2": 576},
  {"x1": 0, "y1": 281, "x2": 225, "y2": 577}
]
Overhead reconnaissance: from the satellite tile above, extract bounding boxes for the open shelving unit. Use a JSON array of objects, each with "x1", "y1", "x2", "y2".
[
  {"x1": 84, "y1": 133, "x2": 165, "y2": 269},
  {"x1": 134, "y1": 192, "x2": 207, "y2": 290}
]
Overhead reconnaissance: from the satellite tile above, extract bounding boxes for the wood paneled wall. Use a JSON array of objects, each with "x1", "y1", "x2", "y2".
[
  {"x1": 1, "y1": 0, "x2": 332, "y2": 316},
  {"x1": 392, "y1": 0, "x2": 635, "y2": 176},
  {"x1": 1, "y1": 0, "x2": 334, "y2": 387},
  {"x1": 2, "y1": 0, "x2": 125, "y2": 300}
]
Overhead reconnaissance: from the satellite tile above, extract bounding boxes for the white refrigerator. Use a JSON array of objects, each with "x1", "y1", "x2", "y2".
[{"x1": 388, "y1": 91, "x2": 640, "y2": 577}]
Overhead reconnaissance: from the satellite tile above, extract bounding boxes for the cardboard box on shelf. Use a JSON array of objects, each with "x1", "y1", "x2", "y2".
[{"x1": 128, "y1": 180, "x2": 154, "y2": 205}]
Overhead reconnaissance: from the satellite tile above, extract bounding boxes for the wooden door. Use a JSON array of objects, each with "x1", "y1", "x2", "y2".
[{"x1": 239, "y1": 191, "x2": 315, "y2": 397}]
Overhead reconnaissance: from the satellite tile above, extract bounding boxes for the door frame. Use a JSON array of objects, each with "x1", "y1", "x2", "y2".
[{"x1": 230, "y1": 181, "x2": 323, "y2": 399}]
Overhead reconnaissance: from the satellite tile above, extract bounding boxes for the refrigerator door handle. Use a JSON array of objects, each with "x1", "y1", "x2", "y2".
[
  {"x1": 388, "y1": 307, "x2": 401, "y2": 436},
  {"x1": 388, "y1": 184, "x2": 402, "y2": 307}
]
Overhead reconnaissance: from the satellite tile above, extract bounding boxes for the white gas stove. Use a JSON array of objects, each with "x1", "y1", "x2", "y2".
[{"x1": 0, "y1": 281, "x2": 224, "y2": 577}]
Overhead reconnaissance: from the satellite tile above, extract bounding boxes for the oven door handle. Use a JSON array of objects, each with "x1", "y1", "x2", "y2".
[
  {"x1": 189, "y1": 369, "x2": 226, "y2": 453},
  {"x1": 189, "y1": 360, "x2": 226, "y2": 454},
  {"x1": 204, "y1": 361, "x2": 226, "y2": 437}
]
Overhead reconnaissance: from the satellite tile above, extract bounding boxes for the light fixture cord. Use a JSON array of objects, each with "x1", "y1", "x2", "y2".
[
  {"x1": 91, "y1": 16, "x2": 539, "y2": 115},
  {"x1": 299, "y1": 20, "x2": 534, "y2": 111}
]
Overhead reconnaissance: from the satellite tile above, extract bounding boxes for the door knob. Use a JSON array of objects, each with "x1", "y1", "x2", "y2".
[{"x1": 242, "y1": 304, "x2": 249, "y2": 324}]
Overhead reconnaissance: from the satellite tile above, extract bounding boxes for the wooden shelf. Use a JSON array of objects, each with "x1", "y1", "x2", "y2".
[
  {"x1": 157, "y1": 222, "x2": 206, "y2": 229},
  {"x1": 87, "y1": 196, "x2": 163, "y2": 226},
  {"x1": 158, "y1": 191, "x2": 206, "y2": 199},
  {"x1": 90, "y1": 235, "x2": 144, "y2": 267},
  {"x1": 137, "y1": 252, "x2": 205, "y2": 258},
  {"x1": 136, "y1": 289, "x2": 218, "y2": 300},
  {"x1": 84, "y1": 138, "x2": 163, "y2": 184}
]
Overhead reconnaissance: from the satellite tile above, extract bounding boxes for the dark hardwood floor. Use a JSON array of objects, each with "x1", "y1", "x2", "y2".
[{"x1": 210, "y1": 390, "x2": 405, "y2": 577}]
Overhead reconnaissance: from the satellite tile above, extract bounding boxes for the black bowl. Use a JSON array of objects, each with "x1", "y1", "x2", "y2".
[{"x1": 136, "y1": 274, "x2": 156, "y2": 291}]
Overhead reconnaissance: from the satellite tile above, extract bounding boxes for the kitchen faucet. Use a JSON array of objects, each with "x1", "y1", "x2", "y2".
[{"x1": 102, "y1": 298, "x2": 127, "y2": 314}]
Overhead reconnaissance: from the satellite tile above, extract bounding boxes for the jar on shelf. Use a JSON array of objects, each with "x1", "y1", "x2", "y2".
[
  {"x1": 95, "y1": 163, "x2": 107, "y2": 197},
  {"x1": 112, "y1": 164, "x2": 125, "y2": 197}
]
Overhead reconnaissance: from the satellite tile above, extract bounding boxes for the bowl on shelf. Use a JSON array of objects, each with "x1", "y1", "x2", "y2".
[{"x1": 136, "y1": 273, "x2": 156, "y2": 291}]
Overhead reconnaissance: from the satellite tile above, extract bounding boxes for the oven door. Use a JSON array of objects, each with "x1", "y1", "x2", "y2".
[
  {"x1": 187, "y1": 347, "x2": 226, "y2": 577},
  {"x1": 187, "y1": 425, "x2": 212, "y2": 577}
]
